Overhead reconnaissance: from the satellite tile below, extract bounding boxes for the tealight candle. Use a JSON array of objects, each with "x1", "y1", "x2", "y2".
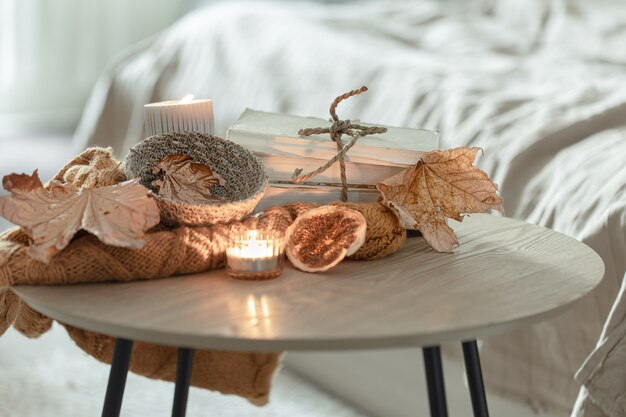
[
  {"x1": 226, "y1": 230, "x2": 285, "y2": 280},
  {"x1": 143, "y1": 94, "x2": 214, "y2": 136}
]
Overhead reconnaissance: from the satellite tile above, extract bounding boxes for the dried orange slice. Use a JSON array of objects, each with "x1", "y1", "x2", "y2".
[{"x1": 285, "y1": 206, "x2": 367, "y2": 272}]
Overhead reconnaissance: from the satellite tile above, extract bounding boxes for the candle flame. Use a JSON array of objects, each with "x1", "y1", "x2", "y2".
[{"x1": 180, "y1": 94, "x2": 194, "y2": 103}]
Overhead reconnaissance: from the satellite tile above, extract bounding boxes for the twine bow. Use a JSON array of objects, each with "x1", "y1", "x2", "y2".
[{"x1": 291, "y1": 86, "x2": 388, "y2": 201}]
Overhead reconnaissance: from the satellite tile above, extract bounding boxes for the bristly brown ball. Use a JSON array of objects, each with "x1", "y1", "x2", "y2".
[{"x1": 331, "y1": 201, "x2": 407, "y2": 261}]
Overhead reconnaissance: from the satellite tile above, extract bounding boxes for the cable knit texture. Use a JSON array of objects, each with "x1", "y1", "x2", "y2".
[{"x1": 0, "y1": 147, "x2": 406, "y2": 405}]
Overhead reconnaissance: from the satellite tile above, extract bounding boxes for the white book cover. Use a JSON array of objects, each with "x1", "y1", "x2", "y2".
[
  {"x1": 255, "y1": 185, "x2": 380, "y2": 212},
  {"x1": 256, "y1": 153, "x2": 406, "y2": 186},
  {"x1": 228, "y1": 109, "x2": 439, "y2": 166}
]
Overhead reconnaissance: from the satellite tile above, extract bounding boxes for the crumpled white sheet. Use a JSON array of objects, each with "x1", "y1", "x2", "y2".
[
  {"x1": 74, "y1": 0, "x2": 626, "y2": 415},
  {"x1": 500, "y1": 128, "x2": 626, "y2": 417}
]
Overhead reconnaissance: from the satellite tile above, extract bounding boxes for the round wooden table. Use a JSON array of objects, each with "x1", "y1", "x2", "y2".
[{"x1": 13, "y1": 214, "x2": 605, "y2": 417}]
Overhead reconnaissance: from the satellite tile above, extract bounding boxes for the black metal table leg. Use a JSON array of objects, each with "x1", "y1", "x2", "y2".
[
  {"x1": 423, "y1": 345, "x2": 449, "y2": 417},
  {"x1": 102, "y1": 338, "x2": 134, "y2": 417},
  {"x1": 172, "y1": 348, "x2": 195, "y2": 417},
  {"x1": 462, "y1": 340, "x2": 490, "y2": 417}
]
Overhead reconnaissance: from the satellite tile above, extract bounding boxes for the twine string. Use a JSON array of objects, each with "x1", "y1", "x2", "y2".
[{"x1": 291, "y1": 86, "x2": 387, "y2": 201}]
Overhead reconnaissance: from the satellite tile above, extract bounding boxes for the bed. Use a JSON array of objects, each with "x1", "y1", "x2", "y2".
[{"x1": 74, "y1": 0, "x2": 626, "y2": 415}]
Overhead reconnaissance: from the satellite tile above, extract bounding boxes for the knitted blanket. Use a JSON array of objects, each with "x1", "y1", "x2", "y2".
[{"x1": 0, "y1": 147, "x2": 405, "y2": 404}]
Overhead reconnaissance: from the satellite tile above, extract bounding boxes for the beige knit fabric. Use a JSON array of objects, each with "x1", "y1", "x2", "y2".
[
  {"x1": 65, "y1": 325, "x2": 281, "y2": 406},
  {"x1": 332, "y1": 201, "x2": 406, "y2": 260},
  {"x1": 0, "y1": 147, "x2": 406, "y2": 405}
]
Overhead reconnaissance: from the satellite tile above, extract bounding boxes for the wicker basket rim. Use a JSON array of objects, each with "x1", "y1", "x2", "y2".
[{"x1": 125, "y1": 132, "x2": 268, "y2": 209}]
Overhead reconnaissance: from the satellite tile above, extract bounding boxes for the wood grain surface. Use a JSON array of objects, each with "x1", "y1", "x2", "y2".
[{"x1": 13, "y1": 214, "x2": 604, "y2": 352}]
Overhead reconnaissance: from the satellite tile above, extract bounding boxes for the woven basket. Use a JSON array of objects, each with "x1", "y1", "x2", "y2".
[{"x1": 125, "y1": 132, "x2": 267, "y2": 226}]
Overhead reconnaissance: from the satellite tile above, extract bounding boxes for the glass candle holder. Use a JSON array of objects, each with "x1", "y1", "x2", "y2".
[{"x1": 226, "y1": 230, "x2": 285, "y2": 280}]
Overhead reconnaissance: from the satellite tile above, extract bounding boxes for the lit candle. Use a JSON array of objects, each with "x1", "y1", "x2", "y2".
[
  {"x1": 226, "y1": 230, "x2": 285, "y2": 280},
  {"x1": 143, "y1": 94, "x2": 214, "y2": 136}
]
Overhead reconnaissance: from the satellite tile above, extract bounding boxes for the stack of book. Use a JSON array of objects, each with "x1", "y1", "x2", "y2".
[{"x1": 227, "y1": 109, "x2": 439, "y2": 211}]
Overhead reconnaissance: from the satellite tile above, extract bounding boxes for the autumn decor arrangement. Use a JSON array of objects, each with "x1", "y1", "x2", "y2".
[
  {"x1": 0, "y1": 86, "x2": 503, "y2": 404},
  {"x1": 281, "y1": 86, "x2": 503, "y2": 256}
]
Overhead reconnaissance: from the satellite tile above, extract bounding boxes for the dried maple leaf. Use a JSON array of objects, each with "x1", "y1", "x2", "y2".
[
  {"x1": 377, "y1": 147, "x2": 504, "y2": 252},
  {"x1": 0, "y1": 170, "x2": 160, "y2": 263},
  {"x1": 151, "y1": 154, "x2": 226, "y2": 204}
]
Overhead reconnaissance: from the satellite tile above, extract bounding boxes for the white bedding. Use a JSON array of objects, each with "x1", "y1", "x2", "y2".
[{"x1": 75, "y1": 0, "x2": 626, "y2": 415}]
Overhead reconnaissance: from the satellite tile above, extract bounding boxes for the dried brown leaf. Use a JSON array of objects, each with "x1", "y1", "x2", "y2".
[
  {"x1": 377, "y1": 147, "x2": 504, "y2": 252},
  {"x1": 0, "y1": 170, "x2": 160, "y2": 263},
  {"x1": 151, "y1": 154, "x2": 226, "y2": 204}
]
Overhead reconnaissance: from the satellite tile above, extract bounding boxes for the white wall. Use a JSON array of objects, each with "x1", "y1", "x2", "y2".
[{"x1": 0, "y1": 0, "x2": 186, "y2": 135}]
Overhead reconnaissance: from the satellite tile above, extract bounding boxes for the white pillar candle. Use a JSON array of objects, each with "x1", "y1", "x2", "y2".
[{"x1": 143, "y1": 94, "x2": 214, "y2": 136}]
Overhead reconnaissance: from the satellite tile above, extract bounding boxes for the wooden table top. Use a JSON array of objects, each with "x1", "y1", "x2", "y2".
[{"x1": 13, "y1": 214, "x2": 604, "y2": 352}]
